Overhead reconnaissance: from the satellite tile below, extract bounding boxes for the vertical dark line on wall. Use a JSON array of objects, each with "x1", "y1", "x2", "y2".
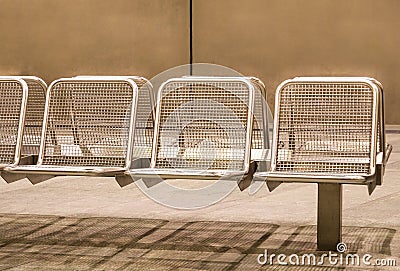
[{"x1": 189, "y1": 0, "x2": 193, "y2": 75}]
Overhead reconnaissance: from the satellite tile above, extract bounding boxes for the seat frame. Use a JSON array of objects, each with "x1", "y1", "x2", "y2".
[
  {"x1": 126, "y1": 76, "x2": 269, "y2": 184},
  {"x1": 4, "y1": 76, "x2": 153, "y2": 185},
  {"x1": 255, "y1": 77, "x2": 390, "y2": 186}
]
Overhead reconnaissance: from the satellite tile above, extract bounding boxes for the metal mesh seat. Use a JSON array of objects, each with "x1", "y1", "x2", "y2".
[
  {"x1": 4, "y1": 76, "x2": 154, "y2": 183},
  {"x1": 0, "y1": 78, "x2": 28, "y2": 168},
  {"x1": 254, "y1": 77, "x2": 391, "y2": 251},
  {"x1": 255, "y1": 77, "x2": 391, "y2": 185},
  {"x1": 127, "y1": 76, "x2": 269, "y2": 181},
  {"x1": 0, "y1": 76, "x2": 46, "y2": 171}
]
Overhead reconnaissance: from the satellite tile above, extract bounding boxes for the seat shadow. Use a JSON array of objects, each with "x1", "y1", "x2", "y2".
[{"x1": 0, "y1": 214, "x2": 396, "y2": 270}]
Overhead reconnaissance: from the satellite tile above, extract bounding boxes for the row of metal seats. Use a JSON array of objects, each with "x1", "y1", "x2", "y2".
[
  {"x1": 0, "y1": 75, "x2": 392, "y2": 250},
  {"x1": 0, "y1": 76, "x2": 270, "y2": 186},
  {"x1": 0, "y1": 75, "x2": 390, "y2": 188},
  {"x1": 0, "y1": 76, "x2": 153, "y2": 185}
]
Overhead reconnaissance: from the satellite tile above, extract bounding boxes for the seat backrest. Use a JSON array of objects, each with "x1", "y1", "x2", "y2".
[
  {"x1": 37, "y1": 78, "x2": 139, "y2": 169},
  {"x1": 0, "y1": 78, "x2": 29, "y2": 167},
  {"x1": 151, "y1": 77, "x2": 257, "y2": 172},
  {"x1": 73, "y1": 76, "x2": 155, "y2": 159},
  {"x1": 270, "y1": 77, "x2": 382, "y2": 177}
]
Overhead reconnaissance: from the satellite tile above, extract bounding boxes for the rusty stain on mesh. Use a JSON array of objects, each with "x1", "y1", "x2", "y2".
[
  {"x1": 41, "y1": 81, "x2": 135, "y2": 167},
  {"x1": 275, "y1": 82, "x2": 374, "y2": 174},
  {"x1": 0, "y1": 80, "x2": 24, "y2": 165},
  {"x1": 21, "y1": 79, "x2": 46, "y2": 156},
  {"x1": 154, "y1": 81, "x2": 250, "y2": 170}
]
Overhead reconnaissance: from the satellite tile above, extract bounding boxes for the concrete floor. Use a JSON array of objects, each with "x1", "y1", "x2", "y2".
[{"x1": 0, "y1": 134, "x2": 399, "y2": 270}]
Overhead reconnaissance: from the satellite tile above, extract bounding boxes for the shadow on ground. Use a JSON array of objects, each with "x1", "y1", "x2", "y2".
[{"x1": 0, "y1": 214, "x2": 397, "y2": 270}]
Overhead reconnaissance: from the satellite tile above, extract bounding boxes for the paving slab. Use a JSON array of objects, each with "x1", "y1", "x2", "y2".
[{"x1": 0, "y1": 133, "x2": 398, "y2": 270}]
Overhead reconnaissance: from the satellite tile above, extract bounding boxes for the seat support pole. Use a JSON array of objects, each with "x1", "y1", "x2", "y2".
[{"x1": 317, "y1": 183, "x2": 342, "y2": 251}]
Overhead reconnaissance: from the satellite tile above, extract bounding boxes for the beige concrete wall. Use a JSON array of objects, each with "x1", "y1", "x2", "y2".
[
  {"x1": 1, "y1": 0, "x2": 399, "y2": 123},
  {"x1": 0, "y1": 0, "x2": 189, "y2": 83},
  {"x1": 193, "y1": 0, "x2": 400, "y2": 124}
]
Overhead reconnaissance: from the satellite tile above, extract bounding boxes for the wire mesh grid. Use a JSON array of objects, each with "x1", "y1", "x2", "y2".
[
  {"x1": 0, "y1": 80, "x2": 25, "y2": 165},
  {"x1": 154, "y1": 80, "x2": 252, "y2": 171},
  {"x1": 130, "y1": 77, "x2": 154, "y2": 158},
  {"x1": 41, "y1": 80, "x2": 135, "y2": 167},
  {"x1": 274, "y1": 82, "x2": 375, "y2": 175},
  {"x1": 21, "y1": 79, "x2": 46, "y2": 156},
  {"x1": 251, "y1": 79, "x2": 267, "y2": 150}
]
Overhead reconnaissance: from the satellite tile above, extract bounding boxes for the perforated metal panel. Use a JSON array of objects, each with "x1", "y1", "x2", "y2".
[
  {"x1": 0, "y1": 79, "x2": 27, "y2": 166},
  {"x1": 152, "y1": 79, "x2": 254, "y2": 171},
  {"x1": 21, "y1": 78, "x2": 46, "y2": 156},
  {"x1": 272, "y1": 78, "x2": 378, "y2": 176},
  {"x1": 73, "y1": 76, "x2": 154, "y2": 159},
  {"x1": 39, "y1": 79, "x2": 137, "y2": 168},
  {"x1": 251, "y1": 78, "x2": 269, "y2": 151},
  {"x1": 130, "y1": 77, "x2": 154, "y2": 158}
]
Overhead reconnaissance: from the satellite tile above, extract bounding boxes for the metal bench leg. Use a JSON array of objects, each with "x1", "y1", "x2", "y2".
[{"x1": 317, "y1": 183, "x2": 342, "y2": 251}]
